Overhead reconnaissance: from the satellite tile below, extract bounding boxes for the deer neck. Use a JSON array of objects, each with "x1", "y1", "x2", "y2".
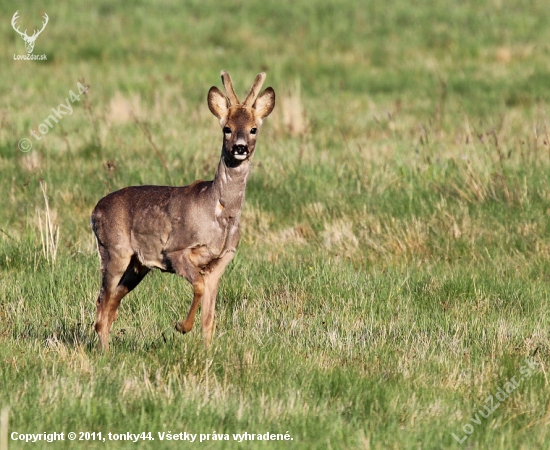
[{"x1": 211, "y1": 152, "x2": 251, "y2": 216}]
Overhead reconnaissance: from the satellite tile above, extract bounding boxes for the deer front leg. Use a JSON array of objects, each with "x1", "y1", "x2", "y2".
[
  {"x1": 201, "y1": 251, "x2": 235, "y2": 345},
  {"x1": 176, "y1": 277, "x2": 204, "y2": 333},
  {"x1": 167, "y1": 249, "x2": 205, "y2": 334}
]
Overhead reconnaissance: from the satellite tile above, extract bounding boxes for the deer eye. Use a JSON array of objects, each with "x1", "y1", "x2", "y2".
[
  {"x1": 223, "y1": 127, "x2": 231, "y2": 134},
  {"x1": 250, "y1": 128, "x2": 257, "y2": 135}
]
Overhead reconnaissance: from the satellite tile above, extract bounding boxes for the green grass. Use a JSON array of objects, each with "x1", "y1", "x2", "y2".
[{"x1": 1, "y1": 0, "x2": 550, "y2": 448}]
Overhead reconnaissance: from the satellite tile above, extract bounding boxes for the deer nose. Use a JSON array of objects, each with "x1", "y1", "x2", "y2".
[{"x1": 232, "y1": 144, "x2": 248, "y2": 155}]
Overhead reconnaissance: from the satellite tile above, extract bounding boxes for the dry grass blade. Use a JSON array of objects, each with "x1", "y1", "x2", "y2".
[{"x1": 38, "y1": 181, "x2": 59, "y2": 265}]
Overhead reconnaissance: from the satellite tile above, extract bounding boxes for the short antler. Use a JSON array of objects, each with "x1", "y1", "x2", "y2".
[
  {"x1": 243, "y1": 72, "x2": 266, "y2": 107},
  {"x1": 221, "y1": 71, "x2": 240, "y2": 106}
]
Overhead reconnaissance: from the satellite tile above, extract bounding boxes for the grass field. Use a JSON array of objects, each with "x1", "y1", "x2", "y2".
[{"x1": 1, "y1": 0, "x2": 550, "y2": 448}]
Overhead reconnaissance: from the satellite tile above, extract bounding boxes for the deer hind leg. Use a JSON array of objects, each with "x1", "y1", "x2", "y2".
[
  {"x1": 201, "y1": 251, "x2": 235, "y2": 345},
  {"x1": 95, "y1": 250, "x2": 149, "y2": 351}
]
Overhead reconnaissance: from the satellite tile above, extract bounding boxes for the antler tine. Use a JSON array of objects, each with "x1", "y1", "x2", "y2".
[
  {"x1": 243, "y1": 73, "x2": 266, "y2": 107},
  {"x1": 220, "y1": 71, "x2": 240, "y2": 106}
]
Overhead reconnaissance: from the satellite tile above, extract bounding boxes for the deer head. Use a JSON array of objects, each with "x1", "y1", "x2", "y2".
[
  {"x1": 207, "y1": 71, "x2": 275, "y2": 165},
  {"x1": 11, "y1": 11, "x2": 49, "y2": 54}
]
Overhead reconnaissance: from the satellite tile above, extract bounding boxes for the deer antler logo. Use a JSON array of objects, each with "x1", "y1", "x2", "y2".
[{"x1": 11, "y1": 11, "x2": 49, "y2": 54}]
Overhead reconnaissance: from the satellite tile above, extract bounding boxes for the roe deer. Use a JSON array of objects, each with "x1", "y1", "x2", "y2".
[{"x1": 91, "y1": 71, "x2": 275, "y2": 350}]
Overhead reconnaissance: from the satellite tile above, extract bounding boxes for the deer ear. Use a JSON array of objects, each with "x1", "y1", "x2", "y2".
[
  {"x1": 208, "y1": 87, "x2": 229, "y2": 120},
  {"x1": 253, "y1": 87, "x2": 275, "y2": 119}
]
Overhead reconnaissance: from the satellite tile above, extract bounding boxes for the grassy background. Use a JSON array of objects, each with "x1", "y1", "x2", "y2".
[{"x1": 1, "y1": 0, "x2": 550, "y2": 448}]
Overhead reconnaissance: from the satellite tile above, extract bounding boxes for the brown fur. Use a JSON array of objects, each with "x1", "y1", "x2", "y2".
[{"x1": 91, "y1": 72, "x2": 275, "y2": 350}]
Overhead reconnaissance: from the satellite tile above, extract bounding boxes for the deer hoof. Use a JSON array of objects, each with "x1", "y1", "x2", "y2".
[{"x1": 175, "y1": 321, "x2": 193, "y2": 334}]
